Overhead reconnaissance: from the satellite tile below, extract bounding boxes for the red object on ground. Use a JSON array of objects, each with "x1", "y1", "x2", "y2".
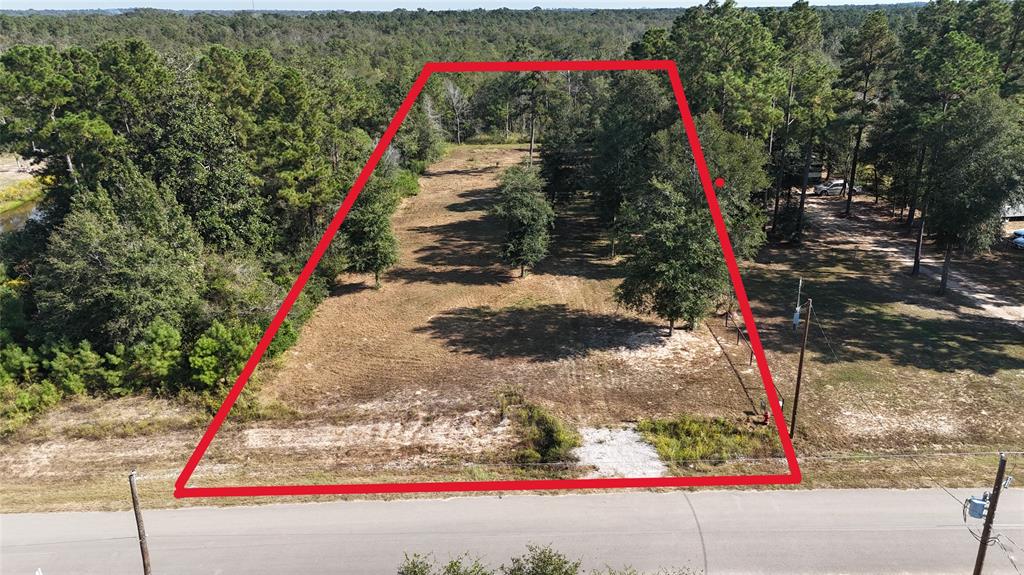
[{"x1": 175, "y1": 60, "x2": 802, "y2": 499}]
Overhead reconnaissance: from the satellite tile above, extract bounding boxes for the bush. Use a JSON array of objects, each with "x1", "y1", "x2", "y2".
[
  {"x1": 0, "y1": 344, "x2": 60, "y2": 435},
  {"x1": 0, "y1": 376, "x2": 60, "y2": 435},
  {"x1": 43, "y1": 340, "x2": 123, "y2": 396},
  {"x1": 393, "y1": 168, "x2": 421, "y2": 198},
  {"x1": 126, "y1": 319, "x2": 184, "y2": 390},
  {"x1": 499, "y1": 391, "x2": 580, "y2": 464},
  {"x1": 398, "y1": 554, "x2": 492, "y2": 575},
  {"x1": 396, "y1": 546, "x2": 580, "y2": 575},
  {"x1": 188, "y1": 320, "x2": 259, "y2": 394},
  {"x1": 501, "y1": 546, "x2": 581, "y2": 575}
]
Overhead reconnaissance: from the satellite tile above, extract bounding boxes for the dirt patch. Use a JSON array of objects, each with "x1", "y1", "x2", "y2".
[
  {"x1": 207, "y1": 144, "x2": 762, "y2": 481},
  {"x1": 835, "y1": 408, "x2": 962, "y2": 439},
  {"x1": 243, "y1": 412, "x2": 514, "y2": 460},
  {"x1": 604, "y1": 328, "x2": 722, "y2": 369}
]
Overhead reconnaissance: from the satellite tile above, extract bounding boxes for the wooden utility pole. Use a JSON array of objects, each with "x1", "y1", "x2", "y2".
[
  {"x1": 129, "y1": 470, "x2": 152, "y2": 575},
  {"x1": 973, "y1": 453, "x2": 1008, "y2": 575},
  {"x1": 790, "y1": 298, "x2": 812, "y2": 440}
]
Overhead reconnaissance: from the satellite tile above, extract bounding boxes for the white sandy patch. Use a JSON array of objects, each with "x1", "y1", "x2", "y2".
[
  {"x1": 609, "y1": 328, "x2": 722, "y2": 369},
  {"x1": 836, "y1": 408, "x2": 962, "y2": 438},
  {"x1": 243, "y1": 411, "x2": 513, "y2": 455},
  {"x1": 573, "y1": 426, "x2": 667, "y2": 478}
]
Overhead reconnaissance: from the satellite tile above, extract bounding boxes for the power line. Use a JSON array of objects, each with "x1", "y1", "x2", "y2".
[
  {"x1": 806, "y1": 303, "x2": 986, "y2": 508},
  {"x1": 808, "y1": 300, "x2": 1022, "y2": 572}
]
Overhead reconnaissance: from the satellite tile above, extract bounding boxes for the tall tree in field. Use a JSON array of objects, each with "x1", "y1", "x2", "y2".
[
  {"x1": 539, "y1": 72, "x2": 601, "y2": 205},
  {"x1": 926, "y1": 93, "x2": 1023, "y2": 294},
  {"x1": 343, "y1": 177, "x2": 400, "y2": 288},
  {"x1": 901, "y1": 22, "x2": 1003, "y2": 274},
  {"x1": 792, "y1": 54, "x2": 839, "y2": 238},
  {"x1": 838, "y1": 11, "x2": 898, "y2": 217},
  {"x1": 591, "y1": 71, "x2": 675, "y2": 255},
  {"x1": 491, "y1": 164, "x2": 555, "y2": 278},
  {"x1": 615, "y1": 116, "x2": 762, "y2": 334},
  {"x1": 615, "y1": 177, "x2": 727, "y2": 335}
]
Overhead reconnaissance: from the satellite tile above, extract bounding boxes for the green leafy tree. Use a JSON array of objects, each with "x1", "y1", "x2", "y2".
[
  {"x1": 149, "y1": 89, "x2": 272, "y2": 254},
  {"x1": 768, "y1": 0, "x2": 836, "y2": 232},
  {"x1": 615, "y1": 177, "x2": 728, "y2": 334},
  {"x1": 491, "y1": 164, "x2": 555, "y2": 278},
  {"x1": 188, "y1": 320, "x2": 258, "y2": 393},
  {"x1": 926, "y1": 93, "x2": 1024, "y2": 294},
  {"x1": 343, "y1": 178, "x2": 401, "y2": 288},
  {"x1": 668, "y1": 0, "x2": 784, "y2": 137},
  {"x1": 126, "y1": 319, "x2": 183, "y2": 390},
  {"x1": 33, "y1": 162, "x2": 203, "y2": 349},
  {"x1": 591, "y1": 71, "x2": 675, "y2": 254}
]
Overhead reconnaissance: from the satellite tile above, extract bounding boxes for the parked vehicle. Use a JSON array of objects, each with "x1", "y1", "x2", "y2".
[
  {"x1": 813, "y1": 179, "x2": 863, "y2": 197},
  {"x1": 1012, "y1": 229, "x2": 1024, "y2": 238},
  {"x1": 1013, "y1": 236, "x2": 1024, "y2": 250},
  {"x1": 814, "y1": 180, "x2": 846, "y2": 196}
]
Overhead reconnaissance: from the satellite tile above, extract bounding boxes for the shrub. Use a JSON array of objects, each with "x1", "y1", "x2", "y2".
[
  {"x1": 396, "y1": 547, "x2": 583, "y2": 575},
  {"x1": 637, "y1": 416, "x2": 777, "y2": 466},
  {"x1": 398, "y1": 554, "x2": 493, "y2": 575},
  {"x1": 499, "y1": 391, "x2": 580, "y2": 464},
  {"x1": 0, "y1": 377, "x2": 60, "y2": 435},
  {"x1": 0, "y1": 344, "x2": 61, "y2": 435},
  {"x1": 501, "y1": 546, "x2": 581, "y2": 575},
  {"x1": 393, "y1": 168, "x2": 421, "y2": 197},
  {"x1": 126, "y1": 319, "x2": 184, "y2": 390},
  {"x1": 188, "y1": 321, "x2": 259, "y2": 393},
  {"x1": 43, "y1": 341, "x2": 123, "y2": 396}
]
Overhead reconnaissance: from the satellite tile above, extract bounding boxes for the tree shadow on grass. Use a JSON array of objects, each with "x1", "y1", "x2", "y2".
[
  {"x1": 329, "y1": 280, "x2": 374, "y2": 297},
  {"x1": 532, "y1": 197, "x2": 622, "y2": 281},
  {"x1": 413, "y1": 303, "x2": 662, "y2": 362},
  {"x1": 743, "y1": 248, "x2": 1024, "y2": 377},
  {"x1": 446, "y1": 188, "x2": 494, "y2": 213},
  {"x1": 424, "y1": 165, "x2": 500, "y2": 178},
  {"x1": 391, "y1": 189, "x2": 512, "y2": 286}
]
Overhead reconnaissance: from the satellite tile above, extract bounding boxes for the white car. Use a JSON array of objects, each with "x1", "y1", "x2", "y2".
[
  {"x1": 813, "y1": 180, "x2": 845, "y2": 196},
  {"x1": 813, "y1": 179, "x2": 861, "y2": 197},
  {"x1": 1013, "y1": 236, "x2": 1024, "y2": 250}
]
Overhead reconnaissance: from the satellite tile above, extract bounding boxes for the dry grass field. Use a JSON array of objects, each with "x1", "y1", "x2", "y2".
[
  {"x1": 0, "y1": 145, "x2": 781, "y2": 511},
  {"x1": 2, "y1": 145, "x2": 1021, "y2": 512}
]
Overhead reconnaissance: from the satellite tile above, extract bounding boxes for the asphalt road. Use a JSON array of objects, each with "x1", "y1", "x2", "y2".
[{"x1": 2, "y1": 489, "x2": 1022, "y2": 574}]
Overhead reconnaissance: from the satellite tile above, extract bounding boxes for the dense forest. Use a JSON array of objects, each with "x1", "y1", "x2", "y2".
[{"x1": 1, "y1": 1, "x2": 1022, "y2": 433}]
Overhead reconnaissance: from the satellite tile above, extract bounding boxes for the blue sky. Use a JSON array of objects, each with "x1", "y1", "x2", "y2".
[{"x1": 0, "y1": 0, "x2": 915, "y2": 13}]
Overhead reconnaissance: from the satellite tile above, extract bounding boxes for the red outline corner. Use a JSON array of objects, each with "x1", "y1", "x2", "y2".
[{"x1": 175, "y1": 60, "x2": 802, "y2": 498}]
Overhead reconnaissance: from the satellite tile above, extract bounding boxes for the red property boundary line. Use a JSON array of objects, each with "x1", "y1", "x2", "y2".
[{"x1": 175, "y1": 60, "x2": 802, "y2": 498}]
